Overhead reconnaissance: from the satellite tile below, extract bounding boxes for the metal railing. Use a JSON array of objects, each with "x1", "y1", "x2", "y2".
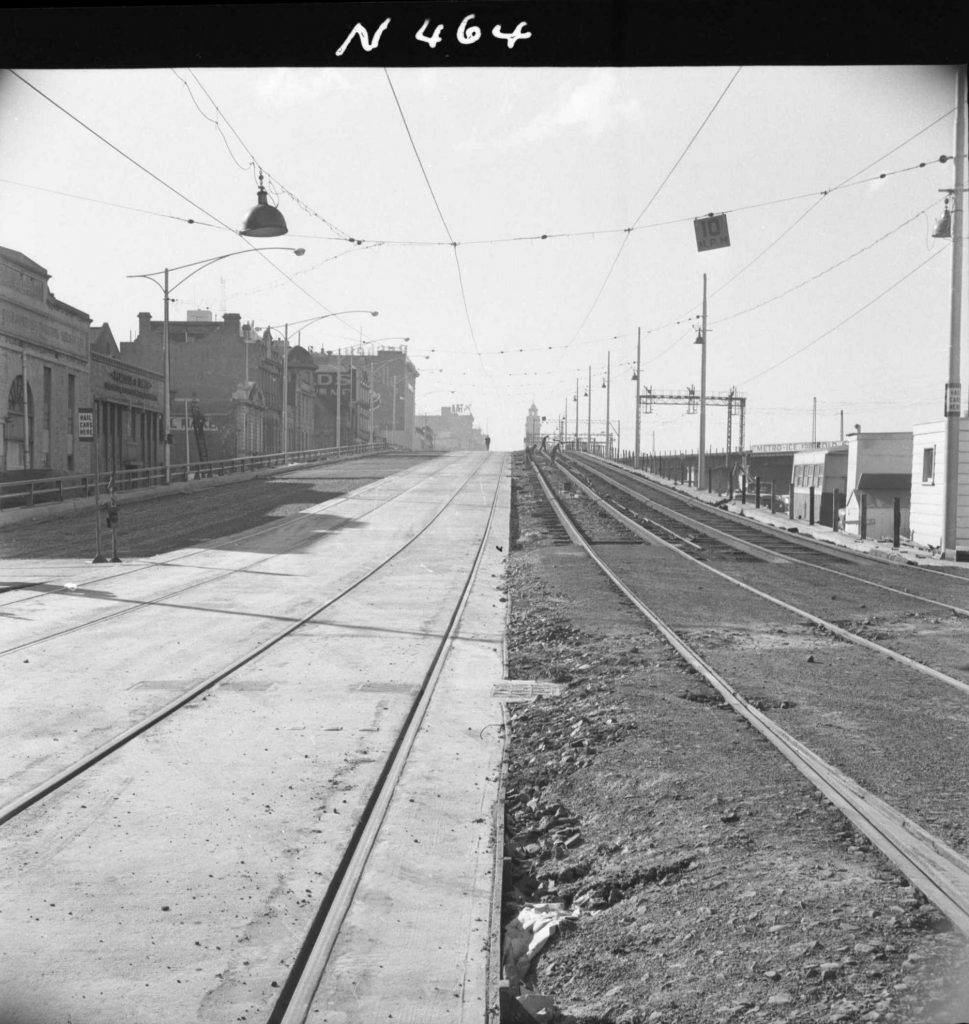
[{"x1": 0, "y1": 442, "x2": 392, "y2": 512}]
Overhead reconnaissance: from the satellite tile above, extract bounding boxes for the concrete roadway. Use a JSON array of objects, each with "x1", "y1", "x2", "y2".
[{"x1": 0, "y1": 451, "x2": 510, "y2": 1024}]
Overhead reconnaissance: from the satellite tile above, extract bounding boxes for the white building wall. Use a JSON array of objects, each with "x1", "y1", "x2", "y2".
[{"x1": 909, "y1": 419, "x2": 969, "y2": 551}]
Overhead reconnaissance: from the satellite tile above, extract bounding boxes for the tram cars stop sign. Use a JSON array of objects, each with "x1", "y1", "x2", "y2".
[
  {"x1": 78, "y1": 408, "x2": 94, "y2": 441},
  {"x1": 694, "y1": 213, "x2": 731, "y2": 252}
]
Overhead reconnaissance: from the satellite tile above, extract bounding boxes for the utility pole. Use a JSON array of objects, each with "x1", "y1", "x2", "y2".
[
  {"x1": 587, "y1": 366, "x2": 592, "y2": 451},
  {"x1": 336, "y1": 349, "x2": 342, "y2": 449},
  {"x1": 698, "y1": 274, "x2": 708, "y2": 489},
  {"x1": 943, "y1": 63, "x2": 967, "y2": 559},
  {"x1": 812, "y1": 397, "x2": 817, "y2": 447},
  {"x1": 605, "y1": 351, "x2": 611, "y2": 459},
  {"x1": 634, "y1": 328, "x2": 642, "y2": 463},
  {"x1": 574, "y1": 379, "x2": 579, "y2": 446},
  {"x1": 282, "y1": 324, "x2": 289, "y2": 462}
]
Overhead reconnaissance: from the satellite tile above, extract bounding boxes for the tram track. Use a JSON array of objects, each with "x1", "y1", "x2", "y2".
[
  {"x1": 0, "y1": 456, "x2": 491, "y2": 826},
  {"x1": 551, "y1": 452, "x2": 969, "y2": 693},
  {"x1": 567, "y1": 450, "x2": 969, "y2": 606},
  {"x1": 528, "y1": 455, "x2": 969, "y2": 937},
  {"x1": 0, "y1": 458, "x2": 455, "y2": 657},
  {"x1": 0, "y1": 453, "x2": 508, "y2": 1023}
]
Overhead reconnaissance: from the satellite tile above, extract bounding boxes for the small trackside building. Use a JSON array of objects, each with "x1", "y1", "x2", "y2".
[
  {"x1": 843, "y1": 431, "x2": 913, "y2": 541},
  {"x1": 909, "y1": 419, "x2": 969, "y2": 555},
  {"x1": 791, "y1": 446, "x2": 848, "y2": 527}
]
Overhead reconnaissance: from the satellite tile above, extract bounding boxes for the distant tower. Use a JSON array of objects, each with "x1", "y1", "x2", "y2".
[{"x1": 524, "y1": 402, "x2": 542, "y2": 448}]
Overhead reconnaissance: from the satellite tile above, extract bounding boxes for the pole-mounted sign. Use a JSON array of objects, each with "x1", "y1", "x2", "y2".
[
  {"x1": 945, "y1": 382, "x2": 962, "y2": 416},
  {"x1": 694, "y1": 213, "x2": 731, "y2": 252}
]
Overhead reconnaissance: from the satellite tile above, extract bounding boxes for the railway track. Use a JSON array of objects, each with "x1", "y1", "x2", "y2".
[
  {"x1": 528, "y1": 453, "x2": 969, "y2": 938},
  {"x1": 0, "y1": 453, "x2": 508, "y2": 1023}
]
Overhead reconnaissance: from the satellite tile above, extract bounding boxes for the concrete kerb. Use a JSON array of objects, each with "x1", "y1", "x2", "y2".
[{"x1": 0, "y1": 452, "x2": 382, "y2": 529}]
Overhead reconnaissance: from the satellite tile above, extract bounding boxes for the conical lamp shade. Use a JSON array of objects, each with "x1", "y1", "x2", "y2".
[
  {"x1": 932, "y1": 210, "x2": 952, "y2": 239},
  {"x1": 241, "y1": 183, "x2": 288, "y2": 237}
]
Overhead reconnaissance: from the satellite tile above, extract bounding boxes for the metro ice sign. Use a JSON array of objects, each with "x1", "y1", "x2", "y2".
[{"x1": 694, "y1": 214, "x2": 731, "y2": 252}]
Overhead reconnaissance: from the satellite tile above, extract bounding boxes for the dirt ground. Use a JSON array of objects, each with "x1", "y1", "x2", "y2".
[{"x1": 500, "y1": 453, "x2": 969, "y2": 1024}]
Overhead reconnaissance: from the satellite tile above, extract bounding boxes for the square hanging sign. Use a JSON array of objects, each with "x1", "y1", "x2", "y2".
[{"x1": 694, "y1": 213, "x2": 731, "y2": 252}]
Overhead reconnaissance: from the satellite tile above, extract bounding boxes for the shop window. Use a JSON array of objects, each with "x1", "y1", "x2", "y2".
[{"x1": 922, "y1": 446, "x2": 936, "y2": 484}]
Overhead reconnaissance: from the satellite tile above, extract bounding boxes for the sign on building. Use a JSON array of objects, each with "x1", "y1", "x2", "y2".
[
  {"x1": 78, "y1": 408, "x2": 94, "y2": 441},
  {"x1": 694, "y1": 213, "x2": 731, "y2": 252}
]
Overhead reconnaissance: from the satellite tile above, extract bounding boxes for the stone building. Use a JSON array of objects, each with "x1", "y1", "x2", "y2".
[
  {"x1": 1, "y1": 246, "x2": 93, "y2": 476},
  {"x1": 524, "y1": 401, "x2": 543, "y2": 447},
  {"x1": 90, "y1": 323, "x2": 164, "y2": 475}
]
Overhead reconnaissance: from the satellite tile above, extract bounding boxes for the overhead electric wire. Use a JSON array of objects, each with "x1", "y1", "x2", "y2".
[
  {"x1": 0, "y1": 177, "x2": 222, "y2": 227},
  {"x1": 384, "y1": 68, "x2": 484, "y2": 367},
  {"x1": 560, "y1": 67, "x2": 744, "y2": 354},
  {"x1": 739, "y1": 245, "x2": 949, "y2": 386},
  {"x1": 174, "y1": 68, "x2": 355, "y2": 241},
  {"x1": 9, "y1": 69, "x2": 387, "y2": 345}
]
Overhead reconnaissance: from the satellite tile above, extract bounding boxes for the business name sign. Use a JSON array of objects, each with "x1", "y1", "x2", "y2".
[
  {"x1": 694, "y1": 213, "x2": 731, "y2": 252},
  {"x1": 78, "y1": 408, "x2": 94, "y2": 440}
]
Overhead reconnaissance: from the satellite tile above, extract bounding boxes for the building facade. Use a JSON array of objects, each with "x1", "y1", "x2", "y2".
[
  {"x1": 90, "y1": 323, "x2": 165, "y2": 475},
  {"x1": 121, "y1": 313, "x2": 288, "y2": 462},
  {"x1": 0, "y1": 246, "x2": 92, "y2": 476},
  {"x1": 524, "y1": 402, "x2": 542, "y2": 447},
  {"x1": 417, "y1": 405, "x2": 487, "y2": 451},
  {"x1": 909, "y1": 419, "x2": 969, "y2": 554}
]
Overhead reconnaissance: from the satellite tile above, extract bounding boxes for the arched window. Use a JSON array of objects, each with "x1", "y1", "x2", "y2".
[{"x1": 5, "y1": 375, "x2": 35, "y2": 469}]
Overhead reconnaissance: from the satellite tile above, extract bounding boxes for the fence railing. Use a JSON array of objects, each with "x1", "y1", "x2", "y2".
[{"x1": 0, "y1": 442, "x2": 391, "y2": 512}]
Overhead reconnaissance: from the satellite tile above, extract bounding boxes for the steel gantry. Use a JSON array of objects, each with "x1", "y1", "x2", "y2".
[{"x1": 640, "y1": 386, "x2": 747, "y2": 452}]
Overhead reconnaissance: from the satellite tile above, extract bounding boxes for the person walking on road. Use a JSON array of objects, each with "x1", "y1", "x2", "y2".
[
  {"x1": 484, "y1": 434, "x2": 491, "y2": 451},
  {"x1": 540, "y1": 436, "x2": 548, "y2": 452},
  {"x1": 550, "y1": 442, "x2": 560, "y2": 464}
]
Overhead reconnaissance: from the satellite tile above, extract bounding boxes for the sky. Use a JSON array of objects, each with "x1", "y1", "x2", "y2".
[{"x1": 0, "y1": 62, "x2": 964, "y2": 452}]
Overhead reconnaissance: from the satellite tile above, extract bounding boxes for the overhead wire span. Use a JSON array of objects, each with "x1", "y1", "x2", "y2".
[
  {"x1": 560, "y1": 67, "x2": 744, "y2": 355},
  {"x1": 9, "y1": 70, "x2": 386, "y2": 345},
  {"x1": 739, "y1": 245, "x2": 949, "y2": 386},
  {"x1": 384, "y1": 68, "x2": 485, "y2": 368},
  {"x1": 175, "y1": 68, "x2": 355, "y2": 241}
]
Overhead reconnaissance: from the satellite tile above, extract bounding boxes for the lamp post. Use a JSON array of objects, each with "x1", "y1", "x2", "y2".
[
  {"x1": 696, "y1": 274, "x2": 709, "y2": 491},
  {"x1": 587, "y1": 366, "x2": 592, "y2": 451},
  {"x1": 634, "y1": 328, "x2": 642, "y2": 464},
  {"x1": 128, "y1": 246, "x2": 306, "y2": 484},
  {"x1": 268, "y1": 310, "x2": 378, "y2": 457}
]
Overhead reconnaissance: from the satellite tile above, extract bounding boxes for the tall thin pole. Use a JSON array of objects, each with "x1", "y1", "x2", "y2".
[
  {"x1": 336, "y1": 349, "x2": 342, "y2": 449},
  {"x1": 634, "y1": 327, "x2": 642, "y2": 463},
  {"x1": 812, "y1": 397, "x2": 817, "y2": 446},
  {"x1": 587, "y1": 366, "x2": 592, "y2": 451},
  {"x1": 605, "y1": 351, "x2": 611, "y2": 458},
  {"x1": 282, "y1": 324, "x2": 289, "y2": 462},
  {"x1": 163, "y1": 268, "x2": 171, "y2": 484},
  {"x1": 574, "y1": 379, "x2": 579, "y2": 446},
  {"x1": 943, "y1": 63, "x2": 966, "y2": 558},
  {"x1": 698, "y1": 274, "x2": 708, "y2": 489},
  {"x1": 20, "y1": 346, "x2": 31, "y2": 469}
]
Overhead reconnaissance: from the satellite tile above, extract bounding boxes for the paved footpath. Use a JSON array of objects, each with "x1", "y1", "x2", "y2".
[{"x1": 0, "y1": 452, "x2": 510, "y2": 1024}]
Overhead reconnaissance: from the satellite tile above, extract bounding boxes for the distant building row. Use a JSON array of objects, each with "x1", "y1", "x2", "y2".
[{"x1": 0, "y1": 246, "x2": 420, "y2": 481}]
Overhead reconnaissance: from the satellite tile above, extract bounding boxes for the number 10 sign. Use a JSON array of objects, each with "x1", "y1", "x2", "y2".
[{"x1": 694, "y1": 213, "x2": 731, "y2": 252}]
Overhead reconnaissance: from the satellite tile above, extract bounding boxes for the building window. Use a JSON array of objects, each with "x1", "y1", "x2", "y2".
[
  {"x1": 67, "y1": 374, "x2": 76, "y2": 433},
  {"x1": 922, "y1": 446, "x2": 936, "y2": 484}
]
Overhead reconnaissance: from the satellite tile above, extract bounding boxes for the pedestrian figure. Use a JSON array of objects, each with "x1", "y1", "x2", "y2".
[
  {"x1": 540, "y1": 436, "x2": 548, "y2": 452},
  {"x1": 484, "y1": 434, "x2": 491, "y2": 451},
  {"x1": 550, "y1": 442, "x2": 560, "y2": 464}
]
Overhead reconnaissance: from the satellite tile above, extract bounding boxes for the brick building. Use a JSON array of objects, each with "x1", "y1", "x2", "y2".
[{"x1": 121, "y1": 312, "x2": 287, "y2": 462}]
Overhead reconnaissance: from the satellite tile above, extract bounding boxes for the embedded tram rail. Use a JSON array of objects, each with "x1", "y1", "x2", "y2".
[
  {"x1": 525, "y1": 450, "x2": 969, "y2": 927},
  {"x1": 0, "y1": 452, "x2": 510, "y2": 1024}
]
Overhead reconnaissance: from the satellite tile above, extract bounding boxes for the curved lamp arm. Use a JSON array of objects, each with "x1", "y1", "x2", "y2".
[{"x1": 128, "y1": 246, "x2": 305, "y2": 294}]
